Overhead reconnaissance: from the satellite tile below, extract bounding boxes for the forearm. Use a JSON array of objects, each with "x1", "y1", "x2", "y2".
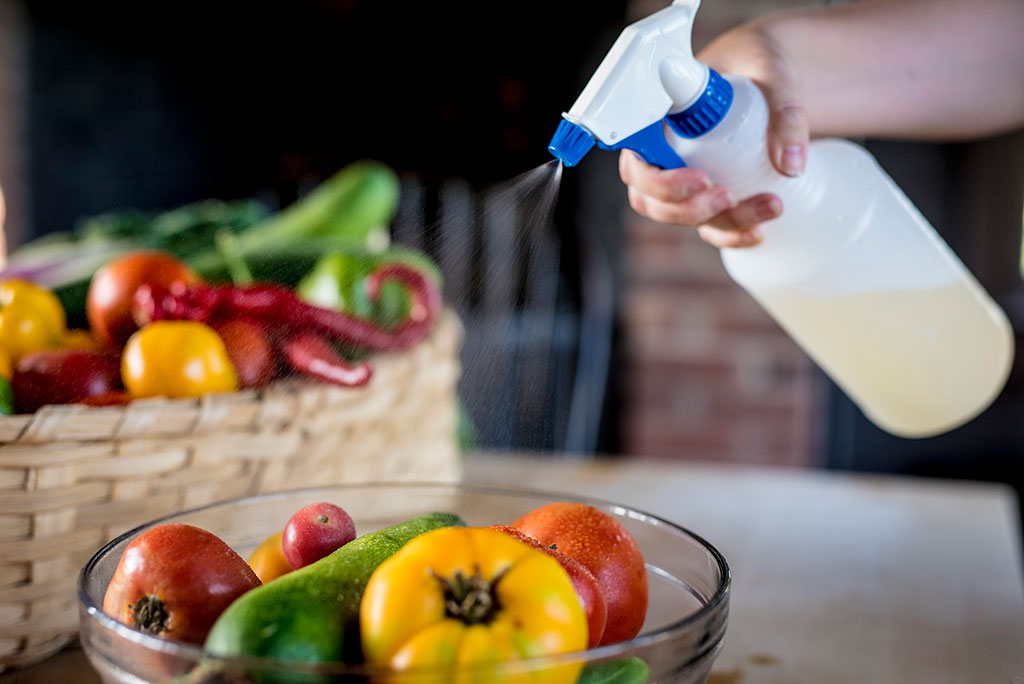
[{"x1": 760, "y1": 0, "x2": 1024, "y2": 140}]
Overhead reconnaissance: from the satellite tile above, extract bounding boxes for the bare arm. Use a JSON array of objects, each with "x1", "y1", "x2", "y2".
[
  {"x1": 621, "y1": 0, "x2": 1024, "y2": 249},
  {"x1": 743, "y1": 0, "x2": 1024, "y2": 140}
]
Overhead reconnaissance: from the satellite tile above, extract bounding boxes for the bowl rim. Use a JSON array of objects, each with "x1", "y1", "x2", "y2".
[{"x1": 78, "y1": 481, "x2": 731, "y2": 675}]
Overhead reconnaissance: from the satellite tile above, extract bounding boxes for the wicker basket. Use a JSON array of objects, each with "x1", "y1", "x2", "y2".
[{"x1": 0, "y1": 311, "x2": 463, "y2": 669}]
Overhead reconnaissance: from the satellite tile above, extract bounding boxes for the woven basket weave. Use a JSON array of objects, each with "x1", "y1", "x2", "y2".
[{"x1": 0, "y1": 310, "x2": 463, "y2": 669}]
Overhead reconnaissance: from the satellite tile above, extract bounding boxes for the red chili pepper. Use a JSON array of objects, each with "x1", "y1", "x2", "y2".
[
  {"x1": 133, "y1": 282, "x2": 208, "y2": 327},
  {"x1": 132, "y1": 263, "x2": 437, "y2": 388},
  {"x1": 135, "y1": 263, "x2": 440, "y2": 353},
  {"x1": 281, "y1": 332, "x2": 372, "y2": 388},
  {"x1": 364, "y1": 264, "x2": 442, "y2": 350}
]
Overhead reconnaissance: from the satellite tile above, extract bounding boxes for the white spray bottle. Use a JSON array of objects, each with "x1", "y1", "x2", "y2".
[{"x1": 549, "y1": 0, "x2": 1014, "y2": 438}]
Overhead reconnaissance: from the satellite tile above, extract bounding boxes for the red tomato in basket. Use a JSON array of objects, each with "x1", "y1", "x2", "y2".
[
  {"x1": 512, "y1": 502, "x2": 648, "y2": 646},
  {"x1": 13, "y1": 348, "x2": 122, "y2": 413},
  {"x1": 491, "y1": 524, "x2": 608, "y2": 648},
  {"x1": 102, "y1": 523, "x2": 261, "y2": 644},
  {"x1": 213, "y1": 318, "x2": 277, "y2": 390},
  {"x1": 87, "y1": 251, "x2": 200, "y2": 349}
]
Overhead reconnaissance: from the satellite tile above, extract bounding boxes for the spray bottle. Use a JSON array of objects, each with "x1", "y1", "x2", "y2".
[{"x1": 549, "y1": 0, "x2": 1013, "y2": 438}]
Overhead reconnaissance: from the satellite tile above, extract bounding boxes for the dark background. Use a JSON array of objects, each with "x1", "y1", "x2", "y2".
[{"x1": 26, "y1": 1, "x2": 625, "y2": 230}]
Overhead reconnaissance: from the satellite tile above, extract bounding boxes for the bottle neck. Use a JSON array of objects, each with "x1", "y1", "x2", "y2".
[
  {"x1": 664, "y1": 68, "x2": 734, "y2": 139},
  {"x1": 665, "y1": 74, "x2": 825, "y2": 209}
]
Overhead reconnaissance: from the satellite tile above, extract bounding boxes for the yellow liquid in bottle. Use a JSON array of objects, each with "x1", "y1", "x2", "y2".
[{"x1": 756, "y1": 279, "x2": 1014, "y2": 438}]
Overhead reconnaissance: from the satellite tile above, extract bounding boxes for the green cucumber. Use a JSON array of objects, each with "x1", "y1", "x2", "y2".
[{"x1": 203, "y1": 511, "x2": 464, "y2": 679}]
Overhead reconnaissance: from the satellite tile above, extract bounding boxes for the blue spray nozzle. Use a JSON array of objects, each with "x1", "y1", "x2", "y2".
[{"x1": 548, "y1": 119, "x2": 596, "y2": 167}]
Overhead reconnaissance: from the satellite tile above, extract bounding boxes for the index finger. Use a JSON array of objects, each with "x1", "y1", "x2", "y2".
[{"x1": 619, "y1": 151, "x2": 712, "y2": 204}]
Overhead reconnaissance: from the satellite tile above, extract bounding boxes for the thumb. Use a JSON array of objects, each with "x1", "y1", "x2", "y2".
[{"x1": 765, "y1": 92, "x2": 810, "y2": 177}]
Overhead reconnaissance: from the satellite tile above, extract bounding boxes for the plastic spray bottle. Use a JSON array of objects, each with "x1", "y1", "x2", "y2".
[{"x1": 548, "y1": 0, "x2": 1013, "y2": 438}]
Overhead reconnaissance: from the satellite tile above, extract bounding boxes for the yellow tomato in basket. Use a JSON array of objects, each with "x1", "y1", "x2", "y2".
[
  {"x1": 360, "y1": 526, "x2": 587, "y2": 684},
  {"x1": 0, "y1": 280, "x2": 67, "y2": 361},
  {"x1": 122, "y1": 321, "x2": 238, "y2": 398}
]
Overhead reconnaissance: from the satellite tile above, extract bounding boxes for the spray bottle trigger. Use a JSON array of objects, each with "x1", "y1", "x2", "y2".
[{"x1": 598, "y1": 121, "x2": 685, "y2": 169}]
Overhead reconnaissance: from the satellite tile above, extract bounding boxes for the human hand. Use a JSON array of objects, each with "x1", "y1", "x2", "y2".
[{"x1": 619, "y1": 19, "x2": 809, "y2": 248}]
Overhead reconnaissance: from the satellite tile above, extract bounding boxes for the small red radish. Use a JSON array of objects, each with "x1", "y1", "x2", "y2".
[{"x1": 281, "y1": 502, "x2": 356, "y2": 569}]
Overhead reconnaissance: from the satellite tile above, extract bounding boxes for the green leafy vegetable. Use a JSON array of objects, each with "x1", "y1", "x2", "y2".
[
  {"x1": 0, "y1": 378, "x2": 12, "y2": 416},
  {"x1": 576, "y1": 658, "x2": 651, "y2": 684},
  {"x1": 211, "y1": 159, "x2": 399, "y2": 261}
]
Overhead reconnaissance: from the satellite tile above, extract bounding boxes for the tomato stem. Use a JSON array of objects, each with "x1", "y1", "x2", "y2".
[
  {"x1": 131, "y1": 594, "x2": 170, "y2": 636},
  {"x1": 432, "y1": 566, "x2": 507, "y2": 625}
]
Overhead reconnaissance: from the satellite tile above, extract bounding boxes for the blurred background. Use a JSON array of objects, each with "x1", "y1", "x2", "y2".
[{"x1": 0, "y1": 0, "x2": 1022, "y2": 504}]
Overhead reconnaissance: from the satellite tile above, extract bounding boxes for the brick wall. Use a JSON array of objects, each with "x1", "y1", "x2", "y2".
[
  {"x1": 620, "y1": 214, "x2": 824, "y2": 466},
  {"x1": 619, "y1": 0, "x2": 829, "y2": 467}
]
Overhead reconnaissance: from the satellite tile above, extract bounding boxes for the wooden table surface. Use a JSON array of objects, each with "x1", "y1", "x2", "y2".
[{"x1": 3, "y1": 453, "x2": 1023, "y2": 683}]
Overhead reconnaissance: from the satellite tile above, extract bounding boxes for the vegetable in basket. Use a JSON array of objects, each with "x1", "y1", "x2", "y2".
[
  {"x1": 297, "y1": 246, "x2": 442, "y2": 329},
  {"x1": 87, "y1": 251, "x2": 201, "y2": 349},
  {"x1": 213, "y1": 318, "x2": 277, "y2": 390},
  {"x1": 3, "y1": 161, "x2": 401, "y2": 318},
  {"x1": 121, "y1": 321, "x2": 239, "y2": 399},
  {"x1": 134, "y1": 261, "x2": 441, "y2": 388},
  {"x1": 0, "y1": 377, "x2": 12, "y2": 416},
  {"x1": 13, "y1": 348, "x2": 122, "y2": 413},
  {"x1": 0, "y1": 279, "x2": 67, "y2": 361}
]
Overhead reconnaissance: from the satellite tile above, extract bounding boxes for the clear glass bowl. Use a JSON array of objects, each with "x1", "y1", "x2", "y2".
[{"x1": 78, "y1": 483, "x2": 730, "y2": 684}]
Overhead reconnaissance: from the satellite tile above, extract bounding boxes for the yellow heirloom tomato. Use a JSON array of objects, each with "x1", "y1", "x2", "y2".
[
  {"x1": 360, "y1": 526, "x2": 588, "y2": 684},
  {"x1": 0, "y1": 279, "x2": 67, "y2": 360},
  {"x1": 122, "y1": 321, "x2": 238, "y2": 399}
]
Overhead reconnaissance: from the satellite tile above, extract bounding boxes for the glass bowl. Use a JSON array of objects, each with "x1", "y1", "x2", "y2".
[{"x1": 78, "y1": 483, "x2": 730, "y2": 684}]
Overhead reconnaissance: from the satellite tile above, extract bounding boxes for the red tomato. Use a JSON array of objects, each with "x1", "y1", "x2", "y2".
[
  {"x1": 102, "y1": 523, "x2": 261, "y2": 644},
  {"x1": 281, "y1": 502, "x2": 356, "y2": 569},
  {"x1": 491, "y1": 524, "x2": 608, "y2": 648},
  {"x1": 512, "y1": 502, "x2": 648, "y2": 645},
  {"x1": 87, "y1": 251, "x2": 200, "y2": 349},
  {"x1": 213, "y1": 318, "x2": 276, "y2": 389},
  {"x1": 13, "y1": 348, "x2": 122, "y2": 413}
]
